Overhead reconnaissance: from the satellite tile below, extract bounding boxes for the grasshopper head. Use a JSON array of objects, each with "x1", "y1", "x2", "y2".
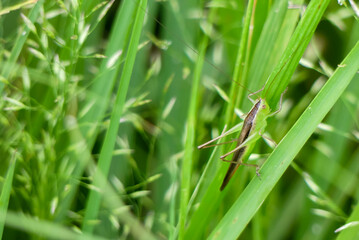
[{"x1": 256, "y1": 98, "x2": 271, "y2": 121}]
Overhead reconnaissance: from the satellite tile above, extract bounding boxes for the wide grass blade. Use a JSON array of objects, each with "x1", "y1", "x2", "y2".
[
  {"x1": 262, "y1": 0, "x2": 331, "y2": 110},
  {"x1": 297, "y1": 21, "x2": 359, "y2": 240},
  {"x1": 245, "y1": 0, "x2": 288, "y2": 102}
]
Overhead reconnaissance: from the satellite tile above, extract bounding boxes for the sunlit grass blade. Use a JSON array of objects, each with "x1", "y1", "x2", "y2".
[
  {"x1": 208, "y1": 39, "x2": 359, "y2": 240},
  {"x1": 262, "y1": 0, "x2": 330, "y2": 110},
  {"x1": 243, "y1": 0, "x2": 304, "y2": 112},
  {"x1": 81, "y1": 0, "x2": 147, "y2": 234},
  {"x1": 245, "y1": 0, "x2": 288, "y2": 105},
  {"x1": 0, "y1": 0, "x2": 38, "y2": 16}
]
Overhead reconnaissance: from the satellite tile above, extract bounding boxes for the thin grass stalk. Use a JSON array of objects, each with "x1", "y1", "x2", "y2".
[
  {"x1": 54, "y1": 0, "x2": 139, "y2": 222},
  {"x1": 0, "y1": 152, "x2": 16, "y2": 238},
  {"x1": 224, "y1": 0, "x2": 255, "y2": 127},
  {"x1": 178, "y1": 16, "x2": 209, "y2": 240},
  {"x1": 81, "y1": 0, "x2": 147, "y2": 233}
]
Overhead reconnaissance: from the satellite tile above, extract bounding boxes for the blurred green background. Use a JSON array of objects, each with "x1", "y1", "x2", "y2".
[{"x1": 0, "y1": 0, "x2": 358, "y2": 239}]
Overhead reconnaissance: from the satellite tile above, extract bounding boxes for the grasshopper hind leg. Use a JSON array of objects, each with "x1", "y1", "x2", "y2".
[{"x1": 220, "y1": 156, "x2": 261, "y2": 191}]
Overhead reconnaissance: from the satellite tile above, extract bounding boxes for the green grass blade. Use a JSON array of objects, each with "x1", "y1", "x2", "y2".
[
  {"x1": 184, "y1": 0, "x2": 254, "y2": 236},
  {"x1": 1, "y1": 0, "x2": 357, "y2": 238},
  {"x1": 185, "y1": 0, "x2": 327, "y2": 237},
  {"x1": 208, "y1": 39, "x2": 359, "y2": 240},
  {"x1": 54, "y1": 0, "x2": 139, "y2": 223},
  {"x1": 178, "y1": 14, "x2": 209, "y2": 240},
  {"x1": 0, "y1": 151, "x2": 16, "y2": 239},
  {"x1": 224, "y1": 0, "x2": 255, "y2": 126},
  {"x1": 79, "y1": 0, "x2": 137, "y2": 145},
  {"x1": 245, "y1": 0, "x2": 288, "y2": 101},
  {"x1": 81, "y1": 0, "x2": 147, "y2": 233},
  {"x1": 54, "y1": 118, "x2": 157, "y2": 239},
  {"x1": 262, "y1": 0, "x2": 331, "y2": 110},
  {"x1": 297, "y1": 21, "x2": 359, "y2": 240},
  {"x1": 336, "y1": 150, "x2": 359, "y2": 240}
]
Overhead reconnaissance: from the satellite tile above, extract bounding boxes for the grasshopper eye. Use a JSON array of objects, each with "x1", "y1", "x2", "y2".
[{"x1": 262, "y1": 105, "x2": 266, "y2": 109}]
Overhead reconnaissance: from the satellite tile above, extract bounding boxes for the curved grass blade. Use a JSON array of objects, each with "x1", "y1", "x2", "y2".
[
  {"x1": 244, "y1": 0, "x2": 289, "y2": 108},
  {"x1": 262, "y1": 0, "x2": 331, "y2": 110}
]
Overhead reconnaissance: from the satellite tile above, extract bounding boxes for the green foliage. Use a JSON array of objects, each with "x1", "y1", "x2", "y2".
[{"x1": 0, "y1": 0, "x2": 358, "y2": 239}]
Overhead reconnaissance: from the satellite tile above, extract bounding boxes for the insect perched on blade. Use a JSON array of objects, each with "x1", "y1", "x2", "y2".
[
  {"x1": 136, "y1": 0, "x2": 292, "y2": 191},
  {"x1": 198, "y1": 89, "x2": 286, "y2": 191},
  {"x1": 219, "y1": 98, "x2": 269, "y2": 191}
]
